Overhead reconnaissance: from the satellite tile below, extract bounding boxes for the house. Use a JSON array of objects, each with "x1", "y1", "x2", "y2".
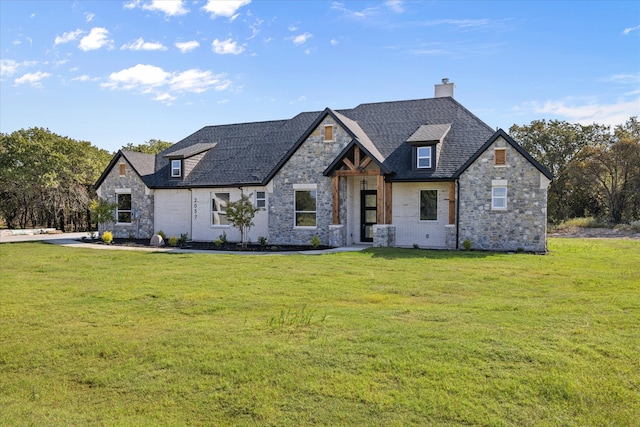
[{"x1": 95, "y1": 80, "x2": 553, "y2": 252}]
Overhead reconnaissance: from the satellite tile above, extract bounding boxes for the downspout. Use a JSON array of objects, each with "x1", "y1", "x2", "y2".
[
  {"x1": 455, "y1": 179, "x2": 460, "y2": 249},
  {"x1": 189, "y1": 188, "x2": 193, "y2": 240}
]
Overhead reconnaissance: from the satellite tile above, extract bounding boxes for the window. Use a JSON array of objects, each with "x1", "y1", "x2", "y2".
[
  {"x1": 417, "y1": 146, "x2": 432, "y2": 169},
  {"x1": 494, "y1": 148, "x2": 506, "y2": 166},
  {"x1": 295, "y1": 190, "x2": 317, "y2": 227},
  {"x1": 211, "y1": 192, "x2": 229, "y2": 225},
  {"x1": 255, "y1": 191, "x2": 266, "y2": 208},
  {"x1": 119, "y1": 163, "x2": 126, "y2": 176},
  {"x1": 492, "y1": 186, "x2": 507, "y2": 210},
  {"x1": 420, "y1": 190, "x2": 438, "y2": 221},
  {"x1": 324, "y1": 124, "x2": 334, "y2": 142},
  {"x1": 116, "y1": 193, "x2": 132, "y2": 223},
  {"x1": 171, "y1": 159, "x2": 182, "y2": 178}
]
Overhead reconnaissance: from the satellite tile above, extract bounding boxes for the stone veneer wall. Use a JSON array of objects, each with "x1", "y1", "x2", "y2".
[
  {"x1": 458, "y1": 137, "x2": 548, "y2": 252},
  {"x1": 97, "y1": 158, "x2": 154, "y2": 239},
  {"x1": 268, "y1": 117, "x2": 351, "y2": 246}
]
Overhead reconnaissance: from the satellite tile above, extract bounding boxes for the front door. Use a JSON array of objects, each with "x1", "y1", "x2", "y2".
[{"x1": 360, "y1": 190, "x2": 377, "y2": 242}]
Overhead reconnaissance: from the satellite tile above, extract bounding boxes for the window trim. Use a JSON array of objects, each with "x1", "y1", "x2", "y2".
[
  {"x1": 416, "y1": 146, "x2": 433, "y2": 169},
  {"x1": 171, "y1": 159, "x2": 182, "y2": 178},
  {"x1": 494, "y1": 148, "x2": 506, "y2": 166},
  {"x1": 323, "y1": 124, "x2": 335, "y2": 142},
  {"x1": 211, "y1": 192, "x2": 230, "y2": 226},
  {"x1": 419, "y1": 189, "x2": 438, "y2": 221},
  {"x1": 293, "y1": 185, "x2": 318, "y2": 228},
  {"x1": 255, "y1": 191, "x2": 267, "y2": 209},
  {"x1": 491, "y1": 183, "x2": 508, "y2": 211},
  {"x1": 115, "y1": 192, "x2": 132, "y2": 224}
]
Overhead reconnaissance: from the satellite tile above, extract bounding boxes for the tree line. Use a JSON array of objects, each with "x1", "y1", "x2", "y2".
[
  {"x1": 0, "y1": 129, "x2": 170, "y2": 231},
  {"x1": 1, "y1": 118, "x2": 638, "y2": 232},
  {"x1": 510, "y1": 116, "x2": 639, "y2": 224}
]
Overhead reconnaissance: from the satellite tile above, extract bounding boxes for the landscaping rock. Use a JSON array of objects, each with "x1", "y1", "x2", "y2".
[{"x1": 150, "y1": 234, "x2": 164, "y2": 247}]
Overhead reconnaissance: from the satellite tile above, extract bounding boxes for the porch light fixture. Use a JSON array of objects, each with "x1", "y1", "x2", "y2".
[{"x1": 361, "y1": 179, "x2": 367, "y2": 190}]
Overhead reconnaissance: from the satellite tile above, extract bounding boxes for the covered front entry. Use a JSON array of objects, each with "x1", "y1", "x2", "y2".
[{"x1": 324, "y1": 142, "x2": 393, "y2": 246}]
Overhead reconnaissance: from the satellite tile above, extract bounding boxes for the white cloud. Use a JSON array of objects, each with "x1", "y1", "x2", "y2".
[
  {"x1": 202, "y1": 0, "x2": 251, "y2": 19},
  {"x1": 605, "y1": 73, "x2": 640, "y2": 84},
  {"x1": 385, "y1": 0, "x2": 404, "y2": 13},
  {"x1": 154, "y1": 92, "x2": 177, "y2": 104},
  {"x1": 1, "y1": 59, "x2": 38, "y2": 77},
  {"x1": 330, "y1": 39, "x2": 340, "y2": 46},
  {"x1": 79, "y1": 27, "x2": 113, "y2": 51},
  {"x1": 101, "y1": 64, "x2": 232, "y2": 104},
  {"x1": 212, "y1": 38, "x2": 244, "y2": 55},
  {"x1": 121, "y1": 37, "x2": 167, "y2": 51},
  {"x1": 85, "y1": 12, "x2": 95, "y2": 22},
  {"x1": 175, "y1": 40, "x2": 200, "y2": 53},
  {"x1": 331, "y1": 2, "x2": 380, "y2": 20},
  {"x1": 291, "y1": 33, "x2": 312, "y2": 45},
  {"x1": 169, "y1": 69, "x2": 231, "y2": 93},
  {"x1": 102, "y1": 64, "x2": 169, "y2": 92},
  {"x1": 623, "y1": 25, "x2": 640, "y2": 35},
  {"x1": 14, "y1": 71, "x2": 51, "y2": 87},
  {"x1": 524, "y1": 97, "x2": 640, "y2": 127},
  {"x1": 288, "y1": 25, "x2": 298, "y2": 32},
  {"x1": 73, "y1": 75, "x2": 98, "y2": 82},
  {"x1": 54, "y1": 29, "x2": 83, "y2": 46},
  {"x1": 124, "y1": 0, "x2": 188, "y2": 16},
  {"x1": 1, "y1": 59, "x2": 20, "y2": 77}
]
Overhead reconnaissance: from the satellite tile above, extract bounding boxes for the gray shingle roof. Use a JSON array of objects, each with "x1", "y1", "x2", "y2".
[
  {"x1": 115, "y1": 97, "x2": 499, "y2": 188},
  {"x1": 406, "y1": 123, "x2": 451, "y2": 144},
  {"x1": 163, "y1": 142, "x2": 217, "y2": 159}
]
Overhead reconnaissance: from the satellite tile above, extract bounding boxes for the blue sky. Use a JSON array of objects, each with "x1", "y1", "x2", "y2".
[{"x1": 1, "y1": 0, "x2": 639, "y2": 153}]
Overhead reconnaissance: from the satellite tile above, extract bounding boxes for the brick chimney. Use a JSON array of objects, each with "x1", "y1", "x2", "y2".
[{"x1": 434, "y1": 78, "x2": 454, "y2": 98}]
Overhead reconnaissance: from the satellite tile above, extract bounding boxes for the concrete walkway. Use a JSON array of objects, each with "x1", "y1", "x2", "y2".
[{"x1": 0, "y1": 231, "x2": 369, "y2": 255}]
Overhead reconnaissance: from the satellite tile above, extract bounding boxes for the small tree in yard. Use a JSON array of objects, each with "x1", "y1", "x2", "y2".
[
  {"x1": 226, "y1": 193, "x2": 261, "y2": 248},
  {"x1": 89, "y1": 198, "x2": 116, "y2": 235}
]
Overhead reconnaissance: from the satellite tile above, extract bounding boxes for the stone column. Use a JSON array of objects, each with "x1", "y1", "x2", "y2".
[
  {"x1": 328, "y1": 224, "x2": 346, "y2": 247},
  {"x1": 373, "y1": 224, "x2": 396, "y2": 247}
]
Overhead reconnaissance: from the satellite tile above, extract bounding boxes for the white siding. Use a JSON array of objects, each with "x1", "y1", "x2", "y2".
[
  {"x1": 155, "y1": 187, "x2": 269, "y2": 243},
  {"x1": 154, "y1": 190, "x2": 191, "y2": 239},
  {"x1": 392, "y1": 182, "x2": 450, "y2": 248}
]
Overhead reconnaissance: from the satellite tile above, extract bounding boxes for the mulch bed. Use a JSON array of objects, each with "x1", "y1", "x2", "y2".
[{"x1": 81, "y1": 238, "x2": 332, "y2": 252}]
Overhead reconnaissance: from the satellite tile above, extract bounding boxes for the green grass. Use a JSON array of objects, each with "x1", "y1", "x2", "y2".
[{"x1": 1, "y1": 239, "x2": 639, "y2": 426}]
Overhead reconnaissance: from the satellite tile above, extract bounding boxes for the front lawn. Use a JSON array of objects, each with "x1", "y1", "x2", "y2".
[{"x1": 0, "y1": 239, "x2": 638, "y2": 426}]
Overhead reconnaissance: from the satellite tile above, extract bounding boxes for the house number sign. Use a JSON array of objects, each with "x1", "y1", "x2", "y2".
[{"x1": 193, "y1": 197, "x2": 198, "y2": 220}]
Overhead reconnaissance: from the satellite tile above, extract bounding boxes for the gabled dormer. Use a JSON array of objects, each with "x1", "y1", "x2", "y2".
[
  {"x1": 162, "y1": 142, "x2": 216, "y2": 180},
  {"x1": 406, "y1": 123, "x2": 451, "y2": 172}
]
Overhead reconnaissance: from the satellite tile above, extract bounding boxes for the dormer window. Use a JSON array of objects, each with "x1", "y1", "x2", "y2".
[
  {"x1": 171, "y1": 159, "x2": 182, "y2": 178},
  {"x1": 406, "y1": 123, "x2": 450, "y2": 171},
  {"x1": 417, "y1": 146, "x2": 432, "y2": 169}
]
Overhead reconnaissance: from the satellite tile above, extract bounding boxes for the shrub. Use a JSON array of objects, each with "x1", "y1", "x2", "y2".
[
  {"x1": 311, "y1": 235, "x2": 321, "y2": 248},
  {"x1": 167, "y1": 236, "x2": 178, "y2": 247},
  {"x1": 462, "y1": 239, "x2": 472, "y2": 251},
  {"x1": 179, "y1": 233, "x2": 189, "y2": 247},
  {"x1": 557, "y1": 217, "x2": 608, "y2": 229},
  {"x1": 412, "y1": 243, "x2": 420, "y2": 249},
  {"x1": 258, "y1": 236, "x2": 267, "y2": 247},
  {"x1": 101, "y1": 231, "x2": 113, "y2": 244},
  {"x1": 157, "y1": 230, "x2": 167, "y2": 241}
]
